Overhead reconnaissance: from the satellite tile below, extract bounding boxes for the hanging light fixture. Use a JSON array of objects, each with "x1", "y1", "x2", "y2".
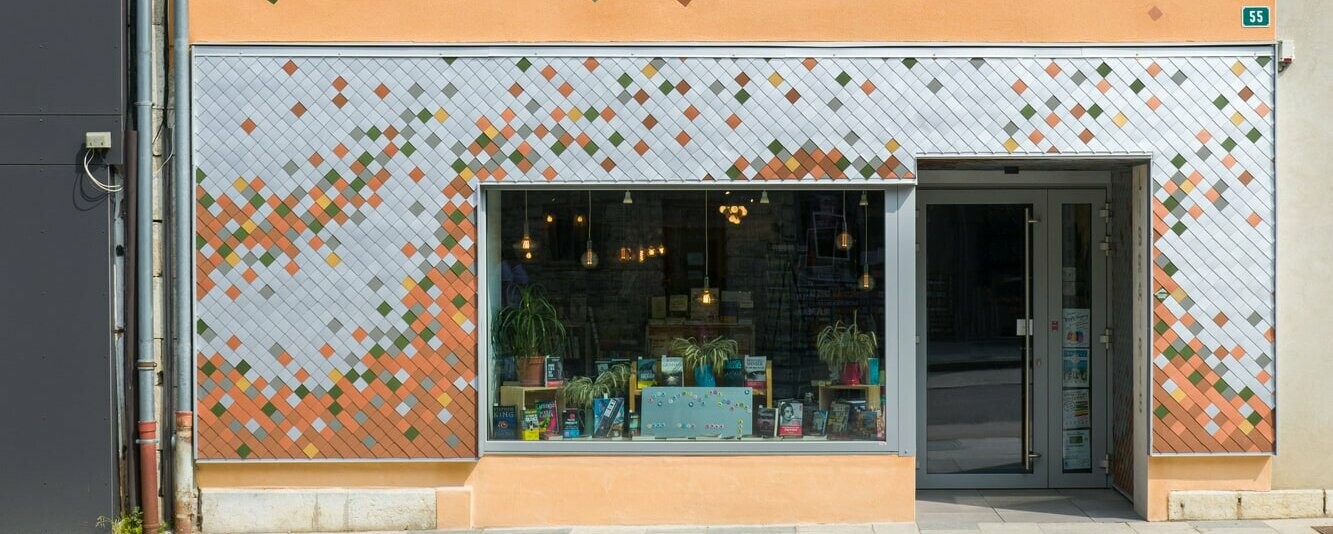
[
  {"x1": 836, "y1": 191, "x2": 855, "y2": 252},
  {"x1": 718, "y1": 204, "x2": 748, "y2": 225},
  {"x1": 516, "y1": 191, "x2": 535, "y2": 260},
  {"x1": 623, "y1": 191, "x2": 634, "y2": 204},
  {"x1": 581, "y1": 191, "x2": 599, "y2": 269},
  {"x1": 698, "y1": 190, "x2": 715, "y2": 306},
  {"x1": 858, "y1": 191, "x2": 876, "y2": 291},
  {"x1": 760, "y1": 190, "x2": 770, "y2": 204}
]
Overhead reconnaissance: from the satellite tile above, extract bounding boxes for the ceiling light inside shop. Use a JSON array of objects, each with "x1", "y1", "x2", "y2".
[
  {"x1": 581, "y1": 192, "x2": 598, "y2": 269},
  {"x1": 836, "y1": 191, "x2": 855, "y2": 252},
  {"x1": 859, "y1": 190, "x2": 875, "y2": 292},
  {"x1": 718, "y1": 204, "x2": 748, "y2": 225}
]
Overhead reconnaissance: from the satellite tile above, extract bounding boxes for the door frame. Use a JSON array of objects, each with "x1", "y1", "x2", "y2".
[{"x1": 915, "y1": 188, "x2": 1110, "y2": 489}]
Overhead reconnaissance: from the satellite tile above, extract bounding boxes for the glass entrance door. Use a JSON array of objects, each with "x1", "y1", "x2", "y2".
[{"x1": 917, "y1": 189, "x2": 1107, "y2": 489}]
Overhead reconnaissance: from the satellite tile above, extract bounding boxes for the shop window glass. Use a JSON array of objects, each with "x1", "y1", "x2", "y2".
[{"x1": 486, "y1": 190, "x2": 888, "y2": 444}]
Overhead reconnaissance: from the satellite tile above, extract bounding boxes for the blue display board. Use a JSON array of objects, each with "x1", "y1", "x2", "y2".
[{"x1": 640, "y1": 387, "x2": 754, "y2": 438}]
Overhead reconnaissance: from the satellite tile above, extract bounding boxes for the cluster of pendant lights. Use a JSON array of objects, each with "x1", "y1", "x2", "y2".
[
  {"x1": 616, "y1": 191, "x2": 667, "y2": 264},
  {"x1": 517, "y1": 190, "x2": 875, "y2": 293}
]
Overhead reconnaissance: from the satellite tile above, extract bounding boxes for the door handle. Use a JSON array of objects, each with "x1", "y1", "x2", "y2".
[{"x1": 1023, "y1": 208, "x2": 1037, "y2": 472}]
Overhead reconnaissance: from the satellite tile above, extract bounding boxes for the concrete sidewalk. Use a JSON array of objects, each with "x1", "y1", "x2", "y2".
[
  {"x1": 287, "y1": 519, "x2": 1333, "y2": 534},
  {"x1": 239, "y1": 490, "x2": 1333, "y2": 534}
]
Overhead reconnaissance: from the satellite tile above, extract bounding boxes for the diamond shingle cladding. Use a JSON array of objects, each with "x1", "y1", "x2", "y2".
[{"x1": 193, "y1": 50, "x2": 1274, "y2": 458}]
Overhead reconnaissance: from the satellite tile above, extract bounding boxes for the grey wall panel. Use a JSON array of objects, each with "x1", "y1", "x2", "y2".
[
  {"x1": 0, "y1": 115, "x2": 124, "y2": 166},
  {"x1": 0, "y1": 0, "x2": 123, "y2": 115},
  {"x1": 0, "y1": 165, "x2": 116, "y2": 533},
  {"x1": 0, "y1": 0, "x2": 123, "y2": 529}
]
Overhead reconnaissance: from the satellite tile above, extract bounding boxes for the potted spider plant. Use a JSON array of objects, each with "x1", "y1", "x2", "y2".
[
  {"x1": 558, "y1": 364, "x2": 632, "y2": 438},
  {"x1": 816, "y1": 312, "x2": 879, "y2": 385},
  {"x1": 559, "y1": 363, "x2": 633, "y2": 410},
  {"x1": 494, "y1": 284, "x2": 566, "y2": 386},
  {"x1": 668, "y1": 336, "x2": 739, "y2": 387}
]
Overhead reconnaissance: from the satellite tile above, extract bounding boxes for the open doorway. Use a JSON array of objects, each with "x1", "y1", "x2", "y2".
[{"x1": 913, "y1": 163, "x2": 1144, "y2": 502}]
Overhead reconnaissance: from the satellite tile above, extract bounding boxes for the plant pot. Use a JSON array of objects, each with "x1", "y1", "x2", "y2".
[
  {"x1": 694, "y1": 363, "x2": 717, "y2": 387},
  {"x1": 840, "y1": 362, "x2": 863, "y2": 385},
  {"x1": 518, "y1": 356, "x2": 545, "y2": 386}
]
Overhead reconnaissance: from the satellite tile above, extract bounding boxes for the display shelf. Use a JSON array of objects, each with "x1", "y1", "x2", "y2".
[
  {"x1": 498, "y1": 385, "x2": 559, "y2": 413},
  {"x1": 816, "y1": 384, "x2": 882, "y2": 413},
  {"x1": 627, "y1": 359, "x2": 772, "y2": 412}
]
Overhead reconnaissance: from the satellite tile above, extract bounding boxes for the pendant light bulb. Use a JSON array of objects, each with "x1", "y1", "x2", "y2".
[
  {"x1": 760, "y1": 191, "x2": 770, "y2": 204},
  {"x1": 836, "y1": 191, "x2": 854, "y2": 251},
  {"x1": 518, "y1": 191, "x2": 536, "y2": 259},
  {"x1": 582, "y1": 192, "x2": 598, "y2": 269},
  {"x1": 697, "y1": 191, "x2": 714, "y2": 306},
  {"x1": 623, "y1": 191, "x2": 633, "y2": 205},
  {"x1": 858, "y1": 272, "x2": 877, "y2": 291},
  {"x1": 858, "y1": 190, "x2": 875, "y2": 292},
  {"x1": 836, "y1": 230, "x2": 855, "y2": 251},
  {"x1": 582, "y1": 241, "x2": 599, "y2": 268}
]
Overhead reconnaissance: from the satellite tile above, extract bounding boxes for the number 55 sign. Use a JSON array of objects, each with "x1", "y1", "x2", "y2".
[{"x1": 1242, "y1": 6, "x2": 1270, "y2": 27}]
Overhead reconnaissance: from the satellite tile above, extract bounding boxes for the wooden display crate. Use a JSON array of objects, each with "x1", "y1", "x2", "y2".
[
  {"x1": 498, "y1": 385, "x2": 559, "y2": 412},
  {"x1": 816, "y1": 384, "x2": 882, "y2": 413}
]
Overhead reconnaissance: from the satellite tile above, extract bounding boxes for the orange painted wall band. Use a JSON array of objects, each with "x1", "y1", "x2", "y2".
[{"x1": 191, "y1": 0, "x2": 1275, "y2": 44}]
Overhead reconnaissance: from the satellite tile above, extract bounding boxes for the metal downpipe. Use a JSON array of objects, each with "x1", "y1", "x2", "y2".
[
  {"x1": 133, "y1": 0, "x2": 161, "y2": 529},
  {"x1": 170, "y1": 0, "x2": 197, "y2": 528}
]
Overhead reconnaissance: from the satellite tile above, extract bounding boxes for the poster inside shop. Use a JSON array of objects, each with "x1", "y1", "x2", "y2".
[
  {"x1": 1062, "y1": 388, "x2": 1091, "y2": 428},
  {"x1": 1062, "y1": 308, "x2": 1091, "y2": 348},
  {"x1": 1062, "y1": 348, "x2": 1090, "y2": 388},
  {"x1": 1063, "y1": 429, "x2": 1092, "y2": 471}
]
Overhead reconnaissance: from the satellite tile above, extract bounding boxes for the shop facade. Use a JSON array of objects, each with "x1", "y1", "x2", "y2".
[{"x1": 188, "y1": 2, "x2": 1278, "y2": 530}]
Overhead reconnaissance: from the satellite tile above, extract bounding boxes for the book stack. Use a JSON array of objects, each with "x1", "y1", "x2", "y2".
[{"x1": 827, "y1": 399, "x2": 868, "y2": 438}]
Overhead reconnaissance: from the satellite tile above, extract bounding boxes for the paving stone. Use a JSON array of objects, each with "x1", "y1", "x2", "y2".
[
  {"x1": 796, "y1": 526, "x2": 876, "y2": 534},
  {"x1": 871, "y1": 523, "x2": 920, "y2": 534},
  {"x1": 1038, "y1": 523, "x2": 1136, "y2": 534},
  {"x1": 1126, "y1": 522, "x2": 1199, "y2": 533},
  {"x1": 707, "y1": 527, "x2": 797, "y2": 534}
]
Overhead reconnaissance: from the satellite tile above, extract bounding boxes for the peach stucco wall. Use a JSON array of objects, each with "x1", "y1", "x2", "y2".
[
  {"x1": 1144, "y1": 456, "x2": 1272, "y2": 521},
  {"x1": 190, "y1": 0, "x2": 1274, "y2": 44},
  {"x1": 469, "y1": 455, "x2": 915, "y2": 527},
  {"x1": 198, "y1": 455, "x2": 916, "y2": 527}
]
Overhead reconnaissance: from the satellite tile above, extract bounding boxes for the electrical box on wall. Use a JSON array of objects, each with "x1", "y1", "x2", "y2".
[
  {"x1": 85, "y1": 131, "x2": 112, "y2": 149},
  {"x1": 1278, "y1": 40, "x2": 1294, "y2": 71}
]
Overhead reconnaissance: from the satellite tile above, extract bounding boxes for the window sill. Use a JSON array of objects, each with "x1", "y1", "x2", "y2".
[{"x1": 481, "y1": 438, "x2": 899, "y2": 455}]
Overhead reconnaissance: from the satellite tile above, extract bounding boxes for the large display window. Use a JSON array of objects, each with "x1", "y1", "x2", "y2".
[{"x1": 482, "y1": 188, "x2": 902, "y2": 450}]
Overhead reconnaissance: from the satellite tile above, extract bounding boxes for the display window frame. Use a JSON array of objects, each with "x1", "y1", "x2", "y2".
[{"x1": 475, "y1": 184, "x2": 917, "y2": 455}]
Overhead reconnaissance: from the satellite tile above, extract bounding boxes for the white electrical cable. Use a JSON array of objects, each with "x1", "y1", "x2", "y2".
[{"x1": 83, "y1": 149, "x2": 124, "y2": 193}]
